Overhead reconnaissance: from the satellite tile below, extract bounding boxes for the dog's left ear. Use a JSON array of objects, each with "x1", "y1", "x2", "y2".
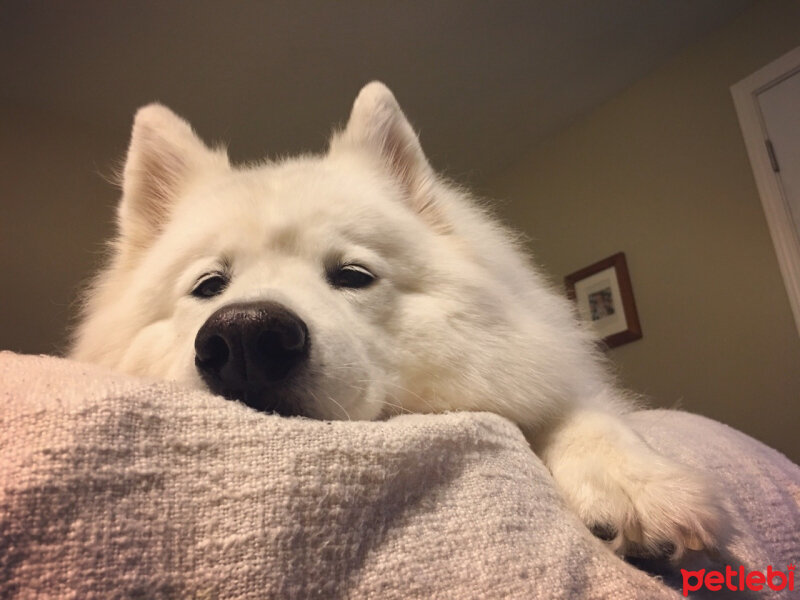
[{"x1": 331, "y1": 82, "x2": 447, "y2": 230}]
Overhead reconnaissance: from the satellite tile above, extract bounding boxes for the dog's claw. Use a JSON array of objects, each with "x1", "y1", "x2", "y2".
[{"x1": 590, "y1": 523, "x2": 618, "y2": 542}]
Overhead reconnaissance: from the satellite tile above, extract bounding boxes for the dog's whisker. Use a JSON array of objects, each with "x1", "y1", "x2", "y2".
[
  {"x1": 325, "y1": 363, "x2": 361, "y2": 371},
  {"x1": 378, "y1": 399, "x2": 415, "y2": 416},
  {"x1": 326, "y1": 394, "x2": 352, "y2": 421},
  {"x1": 383, "y1": 381, "x2": 439, "y2": 412}
]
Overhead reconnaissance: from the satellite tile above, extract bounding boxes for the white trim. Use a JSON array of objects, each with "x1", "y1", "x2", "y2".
[{"x1": 731, "y1": 47, "x2": 800, "y2": 338}]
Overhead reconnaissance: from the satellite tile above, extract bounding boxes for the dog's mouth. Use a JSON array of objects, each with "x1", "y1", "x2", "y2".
[{"x1": 198, "y1": 372, "x2": 306, "y2": 417}]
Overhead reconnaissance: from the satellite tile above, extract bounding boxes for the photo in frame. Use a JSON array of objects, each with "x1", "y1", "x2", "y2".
[{"x1": 564, "y1": 252, "x2": 642, "y2": 348}]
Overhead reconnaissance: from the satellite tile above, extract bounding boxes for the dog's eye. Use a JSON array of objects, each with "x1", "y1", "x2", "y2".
[
  {"x1": 191, "y1": 274, "x2": 228, "y2": 299},
  {"x1": 329, "y1": 264, "x2": 376, "y2": 289}
]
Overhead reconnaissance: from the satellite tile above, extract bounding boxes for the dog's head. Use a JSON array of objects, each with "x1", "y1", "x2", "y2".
[{"x1": 72, "y1": 82, "x2": 598, "y2": 422}]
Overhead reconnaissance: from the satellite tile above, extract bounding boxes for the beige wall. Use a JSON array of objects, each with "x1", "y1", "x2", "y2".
[
  {"x1": 0, "y1": 103, "x2": 121, "y2": 355},
  {"x1": 490, "y1": 0, "x2": 800, "y2": 462}
]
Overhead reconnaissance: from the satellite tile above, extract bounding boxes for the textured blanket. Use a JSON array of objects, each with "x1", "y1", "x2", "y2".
[{"x1": 1, "y1": 352, "x2": 798, "y2": 599}]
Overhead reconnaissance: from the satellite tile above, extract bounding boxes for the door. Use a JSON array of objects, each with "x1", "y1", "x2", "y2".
[
  {"x1": 759, "y1": 69, "x2": 800, "y2": 239},
  {"x1": 732, "y1": 47, "x2": 800, "y2": 337}
]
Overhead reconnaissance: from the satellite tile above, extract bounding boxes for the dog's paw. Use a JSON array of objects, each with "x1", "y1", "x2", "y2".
[
  {"x1": 557, "y1": 450, "x2": 725, "y2": 561},
  {"x1": 536, "y1": 409, "x2": 727, "y2": 561}
]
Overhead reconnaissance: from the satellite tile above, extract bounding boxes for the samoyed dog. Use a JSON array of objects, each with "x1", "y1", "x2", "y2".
[{"x1": 71, "y1": 82, "x2": 723, "y2": 559}]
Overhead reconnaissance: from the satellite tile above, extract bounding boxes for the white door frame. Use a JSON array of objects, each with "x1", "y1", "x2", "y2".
[{"x1": 731, "y1": 46, "x2": 800, "y2": 338}]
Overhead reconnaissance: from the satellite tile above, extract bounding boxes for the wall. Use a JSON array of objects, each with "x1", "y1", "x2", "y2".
[
  {"x1": 0, "y1": 102, "x2": 122, "y2": 355},
  {"x1": 489, "y1": 0, "x2": 800, "y2": 461}
]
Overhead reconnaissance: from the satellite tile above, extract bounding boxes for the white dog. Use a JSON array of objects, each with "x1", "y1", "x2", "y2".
[{"x1": 71, "y1": 82, "x2": 723, "y2": 560}]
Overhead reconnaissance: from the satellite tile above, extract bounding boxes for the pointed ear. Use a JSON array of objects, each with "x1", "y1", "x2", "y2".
[
  {"x1": 118, "y1": 104, "x2": 228, "y2": 254},
  {"x1": 330, "y1": 82, "x2": 447, "y2": 231}
]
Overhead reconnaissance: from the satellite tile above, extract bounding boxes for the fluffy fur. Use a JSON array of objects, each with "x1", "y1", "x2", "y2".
[{"x1": 72, "y1": 82, "x2": 724, "y2": 559}]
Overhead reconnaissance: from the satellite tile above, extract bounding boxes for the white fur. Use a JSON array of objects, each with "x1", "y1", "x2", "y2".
[{"x1": 71, "y1": 81, "x2": 724, "y2": 559}]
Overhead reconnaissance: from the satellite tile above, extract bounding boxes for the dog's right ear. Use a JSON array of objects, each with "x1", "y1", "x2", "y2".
[{"x1": 118, "y1": 104, "x2": 228, "y2": 256}]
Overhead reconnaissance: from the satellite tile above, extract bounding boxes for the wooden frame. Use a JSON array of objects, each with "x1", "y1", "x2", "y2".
[
  {"x1": 731, "y1": 46, "x2": 800, "y2": 338},
  {"x1": 564, "y1": 252, "x2": 642, "y2": 349}
]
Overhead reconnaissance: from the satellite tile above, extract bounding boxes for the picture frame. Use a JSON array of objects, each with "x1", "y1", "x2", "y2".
[{"x1": 564, "y1": 252, "x2": 642, "y2": 349}]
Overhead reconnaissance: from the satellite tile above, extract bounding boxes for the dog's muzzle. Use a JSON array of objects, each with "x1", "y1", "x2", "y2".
[{"x1": 194, "y1": 301, "x2": 310, "y2": 415}]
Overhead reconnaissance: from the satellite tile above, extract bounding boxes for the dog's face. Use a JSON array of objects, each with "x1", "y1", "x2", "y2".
[
  {"x1": 131, "y1": 151, "x2": 474, "y2": 419},
  {"x1": 72, "y1": 83, "x2": 507, "y2": 420},
  {"x1": 126, "y1": 163, "x2": 425, "y2": 420}
]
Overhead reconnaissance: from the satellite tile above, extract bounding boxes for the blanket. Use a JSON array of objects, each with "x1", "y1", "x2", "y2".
[{"x1": 1, "y1": 351, "x2": 798, "y2": 599}]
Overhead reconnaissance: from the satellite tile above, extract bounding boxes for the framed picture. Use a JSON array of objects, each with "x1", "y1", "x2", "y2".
[{"x1": 564, "y1": 252, "x2": 642, "y2": 348}]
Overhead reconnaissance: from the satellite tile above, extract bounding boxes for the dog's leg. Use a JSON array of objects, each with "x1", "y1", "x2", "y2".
[{"x1": 528, "y1": 404, "x2": 725, "y2": 560}]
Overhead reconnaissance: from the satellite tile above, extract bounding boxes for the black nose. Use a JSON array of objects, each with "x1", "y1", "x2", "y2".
[{"x1": 194, "y1": 301, "x2": 310, "y2": 414}]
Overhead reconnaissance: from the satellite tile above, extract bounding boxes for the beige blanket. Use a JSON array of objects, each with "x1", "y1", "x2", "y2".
[{"x1": 1, "y1": 351, "x2": 798, "y2": 599}]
